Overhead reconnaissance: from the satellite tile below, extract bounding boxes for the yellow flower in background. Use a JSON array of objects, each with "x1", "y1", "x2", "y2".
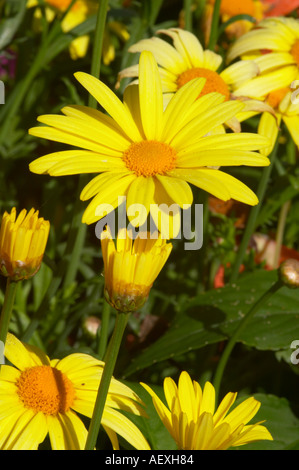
[
  {"x1": 258, "y1": 87, "x2": 299, "y2": 155},
  {"x1": 27, "y1": 0, "x2": 96, "y2": 60},
  {"x1": 29, "y1": 51, "x2": 270, "y2": 237},
  {"x1": 0, "y1": 207, "x2": 50, "y2": 281},
  {"x1": 117, "y1": 28, "x2": 272, "y2": 131},
  {"x1": 142, "y1": 371, "x2": 273, "y2": 450},
  {"x1": 103, "y1": 21, "x2": 130, "y2": 66},
  {"x1": 27, "y1": 0, "x2": 129, "y2": 61},
  {"x1": 101, "y1": 227, "x2": 172, "y2": 313},
  {"x1": 227, "y1": 17, "x2": 299, "y2": 98},
  {"x1": 0, "y1": 333, "x2": 150, "y2": 450}
]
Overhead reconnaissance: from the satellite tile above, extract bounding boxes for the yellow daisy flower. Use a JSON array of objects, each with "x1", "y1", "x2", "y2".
[
  {"x1": 0, "y1": 333, "x2": 150, "y2": 450},
  {"x1": 227, "y1": 17, "x2": 299, "y2": 98},
  {"x1": 142, "y1": 371, "x2": 273, "y2": 450},
  {"x1": 101, "y1": 227, "x2": 172, "y2": 313},
  {"x1": 29, "y1": 51, "x2": 270, "y2": 237},
  {"x1": 117, "y1": 28, "x2": 272, "y2": 131},
  {"x1": 27, "y1": 0, "x2": 98, "y2": 60},
  {"x1": 0, "y1": 207, "x2": 50, "y2": 281}
]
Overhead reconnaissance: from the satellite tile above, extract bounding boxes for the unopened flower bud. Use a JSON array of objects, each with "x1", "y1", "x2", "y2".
[
  {"x1": 100, "y1": 227, "x2": 172, "y2": 313},
  {"x1": 0, "y1": 207, "x2": 50, "y2": 281},
  {"x1": 279, "y1": 259, "x2": 299, "y2": 289}
]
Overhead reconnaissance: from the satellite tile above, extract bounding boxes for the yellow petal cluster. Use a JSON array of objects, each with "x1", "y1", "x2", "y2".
[
  {"x1": 101, "y1": 227, "x2": 172, "y2": 312},
  {"x1": 142, "y1": 371, "x2": 273, "y2": 450},
  {"x1": 0, "y1": 208, "x2": 50, "y2": 281}
]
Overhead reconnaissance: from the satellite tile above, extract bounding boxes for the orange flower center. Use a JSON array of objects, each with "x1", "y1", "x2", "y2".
[
  {"x1": 123, "y1": 140, "x2": 177, "y2": 177},
  {"x1": 16, "y1": 366, "x2": 75, "y2": 415},
  {"x1": 266, "y1": 88, "x2": 290, "y2": 109},
  {"x1": 291, "y1": 39, "x2": 299, "y2": 67},
  {"x1": 219, "y1": 0, "x2": 255, "y2": 16},
  {"x1": 176, "y1": 68, "x2": 230, "y2": 101}
]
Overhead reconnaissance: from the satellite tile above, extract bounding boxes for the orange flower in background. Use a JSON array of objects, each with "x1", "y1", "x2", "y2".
[
  {"x1": 202, "y1": 0, "x2": 299, "y2": 44},
  {"x1": 263, "y1": 0, "x2": 299, "y2": 17},
  {"x1": 203, "y1": 0, "x2": 266, "y2": 43}
]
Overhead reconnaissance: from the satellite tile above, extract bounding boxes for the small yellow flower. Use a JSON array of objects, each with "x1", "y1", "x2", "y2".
[
  {"x1": 0, "y1": 333, "x2": 150, "y2": 450},
  {"x1": 258, "y1": 86, "x2": 299, "y2": 155},
  {"x1": 27, "y1": 0, "x2": 98, "y2": 60},
  {"x1": 100, "y1": 227, "x2": 172, "y2": 313},
  {"x1": 142, "y1": 371, "x2": 273, "y2": 450},
  {"x1": 227, "y1": 17, "x2": 299, "y2": 98},
  {"x1": 0, "y1": 207, "x2": 50, "y2": 281},
  {"x1": 103, "y1": 21, "x2": 130, "y2": 66}
]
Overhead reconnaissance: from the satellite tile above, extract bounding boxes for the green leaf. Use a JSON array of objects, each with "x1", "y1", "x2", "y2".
[
  {"x1": 124, "y1": 270, "x2": 299, "y2": 377},
  {"x1": 0, "y1": 0, "x2": 27, "y2": 50},
  {"x1": 235, "y1": 393, "x2": 299, "y2": 450}
]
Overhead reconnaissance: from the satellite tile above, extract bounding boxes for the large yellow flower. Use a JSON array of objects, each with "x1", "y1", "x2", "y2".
[
  {"x1": 101, "y1": 227, "x2": 172, "y2": 313},
  {"x1": 0, "y1": 333, "x2": 150, "y2": 450},
  {"x1": 0, "y1": 207, "x2": 50, "y2": 281},
  {"x1": 142, "y1": 371, "x2": 273, "y2": 450},
  {"x1": 117, "y1": 28, "x2": 272, "y2": 131},
  {"x1": 29, "y1": 51, "x2": 270, "y2": 237},
  {"x1": 227, "y1": 17, "x2": 299, "y2": 98}
]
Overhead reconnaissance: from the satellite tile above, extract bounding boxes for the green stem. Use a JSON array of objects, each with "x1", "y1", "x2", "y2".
[
  {"x1": 62, "y1": 191, "x2": 87, "y2": 290},
  {"x1": 88, "y1": 0, "x2": 110, "y2": 107},
  {"x1": 0, "y1": 279, "x2": 18, "y2": 348},
  {"x1": 229, "y1": 141, "x2": 279, "y2": 283},
  {"x1": 85, "y1": 311, "x2": 129, "y2": 450},
  {"x1": 273, "y1": 200, "x2": 291, "y2": 269},
  {"x1": 183, "y1": 0, "x2": 193, "y2": 32},
  {"x1": 213, "y1": 279, "x2": 283, "y2": 403},
  {"x1": 97, "y1": 301, "x2": 111, "y2": 360},
  {"x1": 208, "y1": 0, "x2": 222, "y2": 50}
]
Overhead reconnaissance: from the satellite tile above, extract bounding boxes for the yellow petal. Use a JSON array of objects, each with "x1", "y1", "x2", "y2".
[
  {"x1": 4, "y1": 333, "x2": 50, "y2": 371},
  {"x1": 156, "y1": 175, "x2": 193, "y2": 208},
  {"x1": 138, "y1": 51, "x2": 164, "y2": 140},
  {"x1": 127, "y1": 176, "x2": 155, "y2": 226},
  {"x1": 74, "y1": 72, "x2": 142, "y2": 142}
]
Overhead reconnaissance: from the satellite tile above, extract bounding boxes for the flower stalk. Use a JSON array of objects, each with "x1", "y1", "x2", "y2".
[
  {"x1": 0, "y1": 279, "x2": 18, "y2": 353},
  {"x1": 85, "y1": 311, "x2": 129, "y2": 450},
  {"x1": 208, "y1": 0, "x2": 222, "y2": 50},
  {"x1": 229, "y1": 138, "x2": 279, "y2": 283}
]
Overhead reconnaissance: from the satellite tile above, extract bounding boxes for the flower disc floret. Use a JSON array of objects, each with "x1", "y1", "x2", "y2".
[
  {"x1": 177, "y1": 68, "x2": 230, "y2": 101},
  {"x1": 123, "y1": 141, "x2": 177, "y2": 177},
  {"x1": 16, "y1": 366, "x2": 75, "y2": 415}
]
